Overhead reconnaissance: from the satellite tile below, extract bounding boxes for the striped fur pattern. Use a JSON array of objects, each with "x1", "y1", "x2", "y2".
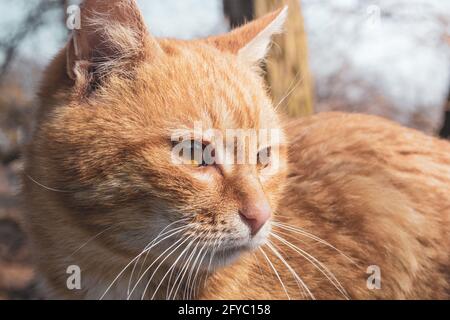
[{"x1": 24, "y1": 0, "x2": 449, "y2": 299}]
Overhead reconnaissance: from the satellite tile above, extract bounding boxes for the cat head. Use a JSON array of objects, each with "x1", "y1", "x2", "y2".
[{"x1": 36, "y1": 0, "x2": 289, "y2": 268}]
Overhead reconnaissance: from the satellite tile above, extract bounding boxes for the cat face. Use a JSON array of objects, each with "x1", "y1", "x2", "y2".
[{"x1": 37, "y1": 0, "x2": 288, "y2": 269}]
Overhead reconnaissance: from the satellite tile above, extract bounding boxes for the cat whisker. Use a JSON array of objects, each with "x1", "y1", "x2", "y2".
[
  {"x1": 272, "y1": 221, "x2": 358, "y2": 266},
  {"x1": 169, "y1": 233, "x2": 207, "y2": 300},
  {"x1": 69, "y1": 226, "x2": 114, "y2": 258},
  {"x1": 136, "y1": 234, "x2": 196, "y2": 300},
  {"x1": 167, "y1": 246, "x2": 194, "y2": 300},
  {"x1": 165, "y1": 240, "x2": 190, "y2": 300},
  {"x1": 192, "y1": 243, "x2": 212, "y2": 299},
  {"x1": 161, "y1": 232, "x2": 205, "y2": 300},
  {"x1": 130, "y1": 224, "x2": 189, "y2": 288},
  {"x1": 188, "y1": 233, "x2": 212, "y2": 300},
  {"x1": 266, "y1": 240, "x2": 314, "y2": 300},
  {"x1": 196, "y1": 235, "x2": 222, "y2": 298},
  {"x1": 209, "y1": 235, "x2": 223, "y2": 272},
  {"x1": 100, "y1": 225, "x2": 188, "y2": 300},
  {"x1": 26, "y1": 174, "x2": 70, "y2": 193},
  {"x1": 273, "y1": 72, "x2": 304, "y2": 112},
  {"x1": 164, "y1": 238, "x2": 194, "y2": 300},
  {"x1": 128, "y1": 218, "x2": 191, "y2": 295},
  {"x1": 183, "y1": 241, "x2": 203, "y2": 300},
  {"x1": 271, "y1": 232, "x2": 350, "y2": 300},
  {"x1": 165, "y1": 233, "x2": 200, "y2": 300},
  {"x1": 150, "y1": 231, "x2": 206, "y2": 300},
  {"x1": 182, "y1": 236, "x2": 204, "y2": 300},
  {"x1": 259, "y1": 247, "x2": 291, "y2": 300}
]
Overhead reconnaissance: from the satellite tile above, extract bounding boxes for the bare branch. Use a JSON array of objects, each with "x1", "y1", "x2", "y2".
[{"x1": 0, "y1": 0, "x2": 67, "y2": 81}]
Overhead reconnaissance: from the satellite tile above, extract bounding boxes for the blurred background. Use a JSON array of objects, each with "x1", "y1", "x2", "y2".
[{"x1": 0, "y1": 0, "x2": 449, "y2": 299}]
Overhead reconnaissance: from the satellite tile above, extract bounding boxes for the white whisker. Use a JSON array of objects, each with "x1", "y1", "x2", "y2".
[
  {"x1": 127, "y1": 218, "x2": 190, "y2": 295},
  {"x1": 150, "y1": 232, "x2": 205, "y2": 300},
  {"x1": 187, "y1": 233, "x2": 211, "y2": 300},
  {"x1": 169, "y1": 234, "x2": 203, "y2": 300},
  {"x1": 272, "y1": 221, "x2": 357, "y2": 266},
  {"x1": 26, "y1": 174, "x2": 70, "y2": 193},
  {"x1": 69, "y1": 226, "x2": 113, "y2": 258},
  {"x1": 196, "y1": 235, "x2": 222, "y2": 297},
  {"x1": 136, "y1": 234, "x2": 194, "y2": 300},
  {"x1": 259, "y1": 247, "x2": 291, "y2": 300},
  {"x1": 273, "y1": 72, "x2": 304, "y2": 111},
  {"x1": 100, "y1": 226, "x2": 188, "y2": 300},
  {"x1": 267, "y1": 240, "x2": 314, "y2": 300},
  {"x1": 271, "y1": 232, "x2": 350, "y2": 300}
]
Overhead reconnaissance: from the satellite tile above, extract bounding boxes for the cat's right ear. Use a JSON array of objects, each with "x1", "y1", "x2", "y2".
[
  {"x1": 66, "y1": 0, "x2": 162, "y2": 95},
  {"x1": 206, "y1": 6, "x2": 288, "y2": 66}
]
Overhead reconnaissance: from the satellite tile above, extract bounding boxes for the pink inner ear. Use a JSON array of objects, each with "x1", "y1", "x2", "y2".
[{"x1": 204, "y1": 7, "x2": 287, "y2": 55}]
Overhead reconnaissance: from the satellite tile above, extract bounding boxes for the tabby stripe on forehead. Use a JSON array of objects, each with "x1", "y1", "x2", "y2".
[{"x1": 219, "y1": 66, "x2": 259, "y2": 128}]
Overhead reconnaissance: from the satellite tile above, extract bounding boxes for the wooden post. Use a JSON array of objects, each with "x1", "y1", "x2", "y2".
[
  {"x1": 440, "y1": 89, "x2": 450, "y2": 138},
  {"x1": 223, "y1": 0, "x2": 315, "y2": 117},
  {"x1": 254, "y1": 0, "x2": 314, "y2": 117},
  {"x1": 223, "y1": 0, "x2": 254, "y2": 28}
]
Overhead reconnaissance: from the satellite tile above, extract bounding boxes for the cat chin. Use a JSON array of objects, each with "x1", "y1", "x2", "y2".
[
  {"x1": 205, "y1": 224, "x2": 272, "y2": 270},
  {"x1": 207, "y1": 243, "x2": 266, "y2": 270},
  {"x1": 208, "y1": 247, "x2": 246, "y2": 269}
]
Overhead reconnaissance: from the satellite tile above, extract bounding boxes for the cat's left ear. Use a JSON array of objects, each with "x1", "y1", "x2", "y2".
[{"x1": 206, "y1": 6, "x2": 288, "y2": 65}]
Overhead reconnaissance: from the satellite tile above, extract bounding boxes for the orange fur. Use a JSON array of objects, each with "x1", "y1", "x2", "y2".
[{"x1": 23, "y1": 0, "x2": 449, "y2": 300}]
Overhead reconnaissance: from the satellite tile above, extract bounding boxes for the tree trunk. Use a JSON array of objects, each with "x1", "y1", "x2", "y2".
[
  {"x1": 223, "y1": 0, "x2": 254, "y2": 28},
  {"x1": 254, "y1": 0, "x2": 314, "y2": 117},
  {"x1": 440, "y1": 89, "x2": 450, "y2": 138},
  {"x1": 223, "y1": 0, "x2": 314, "y2": 117}
]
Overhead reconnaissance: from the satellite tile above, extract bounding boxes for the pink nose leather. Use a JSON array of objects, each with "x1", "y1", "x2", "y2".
[{"x1": 240, "y1": 199, "x2": 272, "y2": 236}]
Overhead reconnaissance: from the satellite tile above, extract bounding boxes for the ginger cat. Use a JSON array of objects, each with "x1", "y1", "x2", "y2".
[{"x1": 24, "y1": 0, "x2": 449, "y2": 300}]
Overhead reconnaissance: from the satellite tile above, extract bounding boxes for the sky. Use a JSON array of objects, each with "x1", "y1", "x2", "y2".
[
  {"x1": 1, "y1": 0, "x2": 449, "y2": 129},
  {"x1": 302, "y1": 0, "x2": 450, "y2": 115},
  {"x1": 0, "y1": 0, "x2": 228, "y2": 66}
]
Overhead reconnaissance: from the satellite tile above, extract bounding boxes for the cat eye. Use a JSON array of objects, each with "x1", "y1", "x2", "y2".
[
  {"x1": 173, "y1": 140, "x2": 212, "y2": 167},
  {"x1": 257, "y1": 147, "x2": 272, "y2": 169}
]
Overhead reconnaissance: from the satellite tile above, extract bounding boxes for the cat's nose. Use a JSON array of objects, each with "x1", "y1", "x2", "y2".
[{"x1": 239, "y1": 200, "x2": 272, "y2": 236}]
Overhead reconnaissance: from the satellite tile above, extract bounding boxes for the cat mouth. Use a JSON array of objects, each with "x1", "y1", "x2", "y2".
[{"x1": 205, "y1": 237, "x2": 267, "y2": 269}]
